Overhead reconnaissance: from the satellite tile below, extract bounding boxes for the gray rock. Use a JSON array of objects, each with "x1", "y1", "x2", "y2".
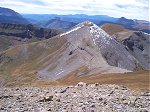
[{"x1": 0, "y1": 84, "x2": 149, "y2": 112}]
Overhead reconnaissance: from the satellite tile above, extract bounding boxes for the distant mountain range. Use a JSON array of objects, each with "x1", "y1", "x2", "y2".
[
  {"x1": 22, "y1": 14, "x2": 117, "y2": 25},
  {"x1": 0, "y1": 7, "x2": 29, "y2": 24},
  {"x1": 0, "y1": 7, "x2": 149, "y2": 33},
  {"x1": 23, "y1": 14, "x2": 149, "y2": 33},
  {"x1": 0, "y1": 7, "x2": 63, "y2": 52},
  {"x1": 115, "y1": 17, "x2": 150, "y2": 33}
]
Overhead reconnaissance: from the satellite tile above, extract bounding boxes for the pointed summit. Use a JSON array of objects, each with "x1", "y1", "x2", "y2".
[
  {"x1": 58, "y1": 21, "x2": 138, "y2": 71},
  {"x1": 37, "y1": 21, "x2": 142, "y2": 79},
  {"x1": 76, "y1": 21, "x2": 94, "y2": 27}
]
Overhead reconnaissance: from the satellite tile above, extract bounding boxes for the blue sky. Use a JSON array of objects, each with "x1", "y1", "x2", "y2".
[{"x1": 0, "y1": 0, "x2": 149, "y2": 20}]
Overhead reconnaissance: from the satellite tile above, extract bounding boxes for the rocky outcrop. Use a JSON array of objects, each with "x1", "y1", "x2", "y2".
[{"x1": 0, "y1": 83, "x2": 149, "y2": 112}]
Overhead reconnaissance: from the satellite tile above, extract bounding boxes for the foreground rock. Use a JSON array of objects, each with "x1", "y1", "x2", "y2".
[{"x1": 0, "y1": 83, "x2": 149, "y2": 112}]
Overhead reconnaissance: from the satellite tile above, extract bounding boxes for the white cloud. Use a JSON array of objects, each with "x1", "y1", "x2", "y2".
[{"x1": 0, "y1": 0, "x2": 149, "y2": 20}]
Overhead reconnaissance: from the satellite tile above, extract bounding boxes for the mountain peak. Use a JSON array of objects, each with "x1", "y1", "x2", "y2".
[
  {"x1": 78, "y1": 21, "x2": 94, "y2": 26},
  {"x1": 60, "y1": 21, "x2": 107, "y2": 37},
  {"x1": 59, "y1": 21, "x2": 94, "y2": 37},
  {"x1": 58, "y1": 21, "x2": 139, "y2": 74}
]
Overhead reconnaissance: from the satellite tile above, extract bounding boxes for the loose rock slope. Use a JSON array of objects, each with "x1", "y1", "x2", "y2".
[{"x1": 0, "y1": 82, "x2": 149, "y2": 112}]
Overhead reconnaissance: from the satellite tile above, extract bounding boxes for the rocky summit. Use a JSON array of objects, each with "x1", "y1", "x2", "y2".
[{"x1": 0, "y1": 83, "x2": 149, "y2": 112}]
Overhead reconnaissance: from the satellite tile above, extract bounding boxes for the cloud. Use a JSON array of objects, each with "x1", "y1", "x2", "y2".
[
  {"x1": 0, "y1": 0, "x2": 149, "y2": 20},
  {"x1": 12, "y1": 0, "x2": 46, "y2": 6}
]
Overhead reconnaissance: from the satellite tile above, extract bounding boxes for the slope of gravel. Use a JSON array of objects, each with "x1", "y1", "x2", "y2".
[
  {"x1": 38, "y1": 21, "x2": 138, "y2": 80},
  {"x1": 0, "y1": 82, "x2": 149, "y2": 112}
]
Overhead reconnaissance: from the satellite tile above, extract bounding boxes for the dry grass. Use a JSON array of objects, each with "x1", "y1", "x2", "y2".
[
  {"x1": 101, "y1": 23, "x2": 135, "y2": 41},
  {"x1": 58, "y1": 70, "x2": 150, "y2": 91},
  {"x1": 0, "y1": 36, "x2": 67, "y2": 86},
  {"x1": 2, "y1": 64, "x2": 149, "y2": 91},
  {"x1": 101, "y1": 23, "x2": 125, "y2": 35}
]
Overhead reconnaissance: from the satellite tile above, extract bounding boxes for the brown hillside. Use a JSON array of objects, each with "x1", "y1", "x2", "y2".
[
  {"x1": 58, "y1": 70, "x2": 150, "y2": 91},
  {"x1": 101, "y1": 23, "x2": 135, "y2": 41},
  {"x1": 3, "y1": 70, "x2": 150, "y2": 91},
  {"x1": 101, "y1": 23, "x2": 125, "y2": 35}
]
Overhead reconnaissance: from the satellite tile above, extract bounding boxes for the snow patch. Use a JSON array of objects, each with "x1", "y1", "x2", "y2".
[
  {"x1": 89, "y1": 24, "x2": 112, "y2": 46},
  {"x1": 60, "y1": 26, "x2": 82, "y2": 37}
]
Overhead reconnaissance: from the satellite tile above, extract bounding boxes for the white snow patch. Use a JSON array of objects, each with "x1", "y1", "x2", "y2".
[
  {"x1": 60, "y1": 26, "x2": 82, "y2": 37},
  {"x1": 89, "y1": 24, "x2": 113, "y2": 46}
]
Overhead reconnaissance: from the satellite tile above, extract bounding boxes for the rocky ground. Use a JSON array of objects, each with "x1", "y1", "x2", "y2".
[{"x1": 0, "y1": 82, "x2": 149, "y2": 112}]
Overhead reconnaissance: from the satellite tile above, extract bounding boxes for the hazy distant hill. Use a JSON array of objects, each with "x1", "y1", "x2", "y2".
[
  {"x1": 115, "y1": 17, "x2": 150, "y2": 33},
  {"x1": 0, "y1": 7, "x2": 29, "y2": 24},
  {"x1": 44, "y1": 17, "x2": 77, "y2": 31},
  {"x1": 23, "y1": 14, "x2": 149, "y2": 33},
  {"x1": 22, "y1": 14, "x2": 117, "y2": 25}
]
